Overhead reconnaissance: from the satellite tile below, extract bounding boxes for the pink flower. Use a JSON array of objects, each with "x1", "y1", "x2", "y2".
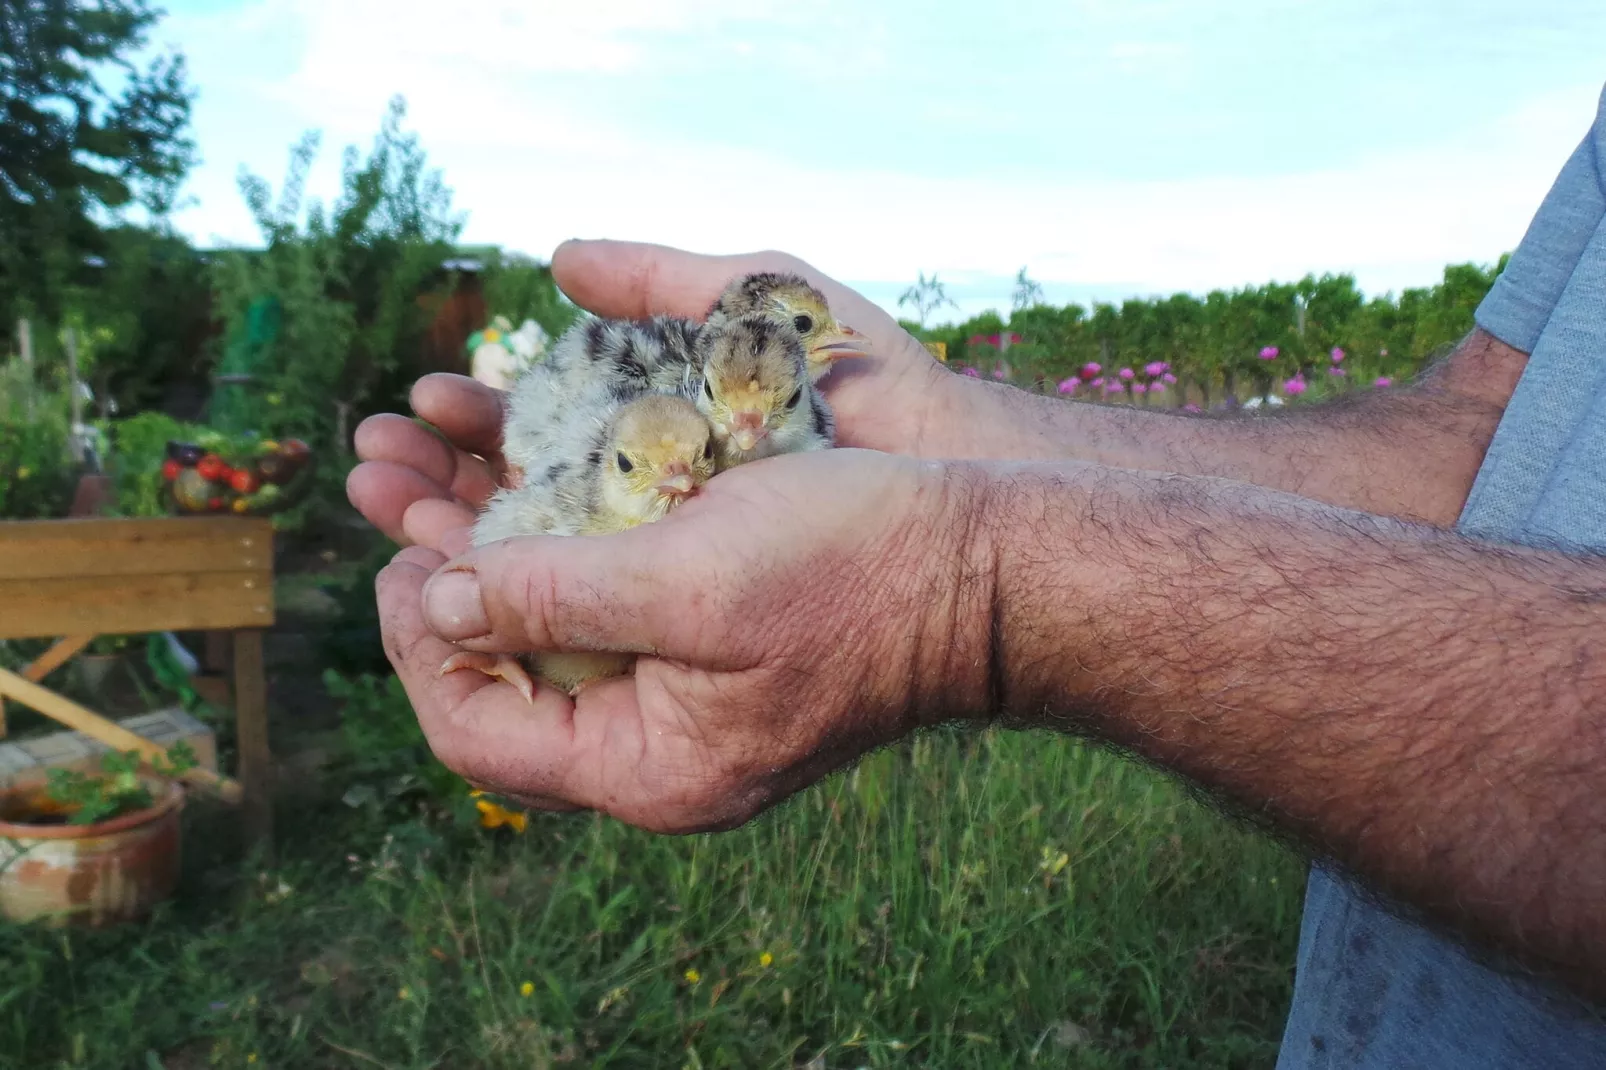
[
  {"x1": 1133, "y1": 382, "x2": 1148, "y2": 395},
  {"x1": 1162, "y1": 372, "x2": 1177, "y2": 384},
  {"x1": 1330, "y1": 347, "x2": 1346, "y2": 364},
  {"x1": 1089, "y1": 377, "x2": 1104, "y2": 387},
  {"x1": 1329, "y1": 366, "x2": 1347, "y2": 377},
  {"x1": 992, "y1": 364, "x2": 1007, "y2": 380},
  {"x1": 1144, "y1": 361, "x2": 1167, "y2": 378},
  {"x1": 1104, "y1": 380, "x2": 1125, "y2": 394},
  {"x1": 1183, "y1": 402, "x2": 1202, "y2": 413},
  {"x1": 961, "y1": 366, "x2": 980, "y2": 378},
  {"x1": 1057, "y1": 377, "x2": 1078, "y2": 395},
  {"x1": 1282, "y1": 376, "x2": 1307, "y2": 396},
  {"x1": 1149, "y1": 382, "x2": 1166, "y2": 395},
  {"x1": 1081, "y1": 362, "x2": 1102, "y2": 377},
  {"x1": 1118, "y1": 367, "x2": 1135, "y2": 381},
  {"x1": 1259, "y1": 346, "x2": 1279, "y2": 360},
  {"x1": 1374, "y1": 376, "x2": 1393, "y2": 388},
  {"x1": 1379, "y1": 347, "x2": 1389, "y2": 357}
]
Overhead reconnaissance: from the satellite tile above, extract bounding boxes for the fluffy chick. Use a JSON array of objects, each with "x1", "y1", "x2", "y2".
[
  {"x1": 542, "y1": 272, "x2": 868, "y2": 408},
  {"x1": 539, "y1": 315, "x2": 703, "y2": 412},
  {"x1": 704, "y1": 272, "x2": 868, "y2": 383},
  {"x1": 441, "y1": 388, "x2": 717, "y2": 700},
  {"x1": 695, "y1": 313, "x2": 834, "y2": 470}
]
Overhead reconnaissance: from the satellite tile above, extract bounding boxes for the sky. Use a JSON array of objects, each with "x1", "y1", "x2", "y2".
[{"x1": 152, "y1": 0, "x2": 1606, "y2": 324}]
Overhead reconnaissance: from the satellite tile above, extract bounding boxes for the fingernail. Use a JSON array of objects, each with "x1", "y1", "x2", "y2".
[{"x1": 423, "y1": 568, "x2": 489, "y2": 640}]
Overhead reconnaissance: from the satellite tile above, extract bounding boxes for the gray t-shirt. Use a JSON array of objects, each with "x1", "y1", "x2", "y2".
[{"x1": 1277, "y1": 82, "x2": 1606, "y2": 1069}]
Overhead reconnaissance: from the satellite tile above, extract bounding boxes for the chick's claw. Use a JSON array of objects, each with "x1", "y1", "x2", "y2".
[{"x1": 439, "y1": 651, "x2": 538, "y2": 705}]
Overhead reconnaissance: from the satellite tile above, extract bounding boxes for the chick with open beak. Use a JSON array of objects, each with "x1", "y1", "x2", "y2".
[
  {"x1": 705, "y1": 272, "x2": 870, "y2": 384},
  {"x1": 694, "y1": 313, "x2": 835, "y2": 471}
]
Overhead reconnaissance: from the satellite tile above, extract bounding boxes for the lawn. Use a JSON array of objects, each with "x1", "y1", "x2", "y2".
[{"x1": 0, "y1": 671, "x2": 1304, "y2": 1070}]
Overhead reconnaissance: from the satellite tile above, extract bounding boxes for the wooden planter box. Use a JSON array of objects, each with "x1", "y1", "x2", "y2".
[{"x1": 0, "y1": 517, "x2": 276, "y2": 845}]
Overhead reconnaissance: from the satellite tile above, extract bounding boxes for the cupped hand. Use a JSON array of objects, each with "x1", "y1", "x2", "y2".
[{"x1": 376, "y1": 449, "x2": 994, "y2": 832}]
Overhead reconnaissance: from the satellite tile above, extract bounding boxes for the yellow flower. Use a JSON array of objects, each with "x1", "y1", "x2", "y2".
[
  {"x1": 398, "y1": 986, "x2": 412, "y2": 1001},
  {"x1": 16, "y1": 467, "x2": 30, "y2": 480},
  {"x1": 475, "y1": 797, "x2": 528, "y2": 833},
  {"x1": 759, "y1": 952, "x2": 773, "y2": 968},
  {"x1": 482, "y1": 329, "x2": 502, "y2": 344},
  {"x1": 519, "y1": 981, "x2": 535, "y2": 997},
  {"x1": 247, "y1": 1056, "x2": 258, "y2": 1065},
  {"x1": 683, "y1": 968, "x2": 701, "y2": 984}
]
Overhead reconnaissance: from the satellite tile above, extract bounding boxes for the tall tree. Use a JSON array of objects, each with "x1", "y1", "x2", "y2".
[
  {"x1": 898, "y1": 271, "x2": 957, "y2": 327},
  {"x1": 1010, "y1": 266, "x2": 1045, "y2": 312},
  {"x1": 0, "y1": 0, "x2": 195, "y2": 326}
]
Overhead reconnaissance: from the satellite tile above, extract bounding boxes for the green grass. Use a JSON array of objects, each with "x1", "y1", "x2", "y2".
[{"x1": 0, "y1": 730, "x2": 1303, "y2": 1069}]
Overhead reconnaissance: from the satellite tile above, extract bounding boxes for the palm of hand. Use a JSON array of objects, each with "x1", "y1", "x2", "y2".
[{"x1": 411, "y1": 450, "x2": 967, "y2": 833}]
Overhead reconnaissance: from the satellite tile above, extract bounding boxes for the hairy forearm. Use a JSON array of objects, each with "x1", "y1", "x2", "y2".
[
  {"x1": 930, "y1": 329, "x2": 1524, "y2": 527},
  {"x1": 968, "y1": 460, "x2": 1606, "y2": 1000}
]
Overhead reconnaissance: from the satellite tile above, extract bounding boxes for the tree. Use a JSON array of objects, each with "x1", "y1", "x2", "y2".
[
  {"x1": 212, "y1": 96, "x2": 464, "y2": 466},
  {"x1": 1011, "y1": 267, "x2": 1045, "y2": 312},
  {"x1": 0, "y1": 0, "x2": 195, "y2": 325},
  {"x1": 898, "y1": 271, "x2": 957, "y2": 327}
]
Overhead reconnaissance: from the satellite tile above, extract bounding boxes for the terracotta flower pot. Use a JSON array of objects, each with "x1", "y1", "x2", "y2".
[{"x1": 0, "y1": 780, "x2": 184, "y2": 926}]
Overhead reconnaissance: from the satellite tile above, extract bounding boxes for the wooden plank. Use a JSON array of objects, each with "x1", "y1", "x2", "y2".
[
  {"x1": 0, "y1": 666, "x2": 242, "y2": 803},
  {"x1": 0, "y1": 572, "x2": 273, "y2": 640},
  {"x1": 0, "y1": 517, "x2": 273, "y2": 582},
  {"x1": 233, "y1": 629, "x2": 273, "y2": 850},
  {"x1": 23, "y1": 634, "x2": 96, "y2": 682}
]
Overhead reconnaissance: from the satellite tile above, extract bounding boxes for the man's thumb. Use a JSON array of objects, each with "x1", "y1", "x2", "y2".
[{"x1": 419, "y1": 527, "x2": 688, "y2": 658}]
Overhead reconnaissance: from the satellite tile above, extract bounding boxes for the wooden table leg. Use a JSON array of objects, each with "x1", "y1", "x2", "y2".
[{"x1": 233, "y1": 629, "x2": 273, "y2": 852}]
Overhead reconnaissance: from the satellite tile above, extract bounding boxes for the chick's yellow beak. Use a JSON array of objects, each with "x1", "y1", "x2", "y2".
[
  {"x1": 811, "y1": 321, "x2": 869, "y2": 363},
  {"x1": 655, "y1": 459, "x2": 697, "y2": 501}
]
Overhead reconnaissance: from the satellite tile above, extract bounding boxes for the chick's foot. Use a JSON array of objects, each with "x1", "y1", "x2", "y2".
[{"x1": 438, "y1": 651, "x2": 537, "y2": 705}]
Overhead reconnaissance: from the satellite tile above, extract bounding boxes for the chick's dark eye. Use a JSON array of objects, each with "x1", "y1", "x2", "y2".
[
  {"x1": 792, "y1": 314, "x2": 814, "y2": 335},
  {"x1": 785, "y1": 387, "x2": 803, "y2": 410},
  {"x1": 702, "y1": 378, "x2": 714, "y2": 400},
  {"x1": 702, "y1": 439, "x2": 714, "y2": 460},
  {"x1": 615, "y1": 452, "x2": 633, "y2": 473}
]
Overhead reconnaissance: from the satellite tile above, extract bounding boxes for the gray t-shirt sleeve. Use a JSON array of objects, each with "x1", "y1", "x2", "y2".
[{"x1": 1475, "y1": 84, "x2": 1606, "y2": 354}]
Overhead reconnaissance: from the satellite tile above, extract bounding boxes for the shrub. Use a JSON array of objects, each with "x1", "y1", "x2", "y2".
[{"x1": 0, "y1": 362, "x2": 79, "y2": 519}]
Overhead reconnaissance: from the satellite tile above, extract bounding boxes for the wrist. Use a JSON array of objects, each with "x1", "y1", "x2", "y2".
[
  {"x1": 905, "y1": 458, "x2": 1040, "y2": 728},
  {"x1": 919, "y1": 369, "x2": 1090, "y2": 463},
  {"x1": 960, "y1": 462, "x2": 1155, "y2": 728}
]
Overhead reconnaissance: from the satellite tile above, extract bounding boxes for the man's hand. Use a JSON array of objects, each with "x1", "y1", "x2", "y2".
[{"x1": 377, "y1": 450, "x2": 991, "y2": 832}]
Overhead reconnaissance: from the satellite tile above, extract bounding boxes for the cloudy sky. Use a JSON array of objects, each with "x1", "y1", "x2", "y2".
[{"x1": 154, "y1": 0, "x2": 1605, "y2": 323}]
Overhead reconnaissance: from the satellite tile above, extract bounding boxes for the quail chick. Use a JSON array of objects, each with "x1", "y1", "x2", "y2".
[
  {"x1": 704, "y1": 272, "x2": 868, "y2": 383},
  {"x1": 540, "y1": 315, "x2": 703, "y2": 406},
  {"x1": 695, "y1": 313, "x2": 834, "y2": 470},
  {"x1": 440, "y1": 385, "x2": 717, "y2": 701}
]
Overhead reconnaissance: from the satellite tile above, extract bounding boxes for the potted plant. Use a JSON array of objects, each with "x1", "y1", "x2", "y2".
[
  {"x1": 0, "y1": 743, "x2": 197, "y2": 926},
  {"x1": 75, "y1": 634, "x2": 133, "y2": 694}
]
